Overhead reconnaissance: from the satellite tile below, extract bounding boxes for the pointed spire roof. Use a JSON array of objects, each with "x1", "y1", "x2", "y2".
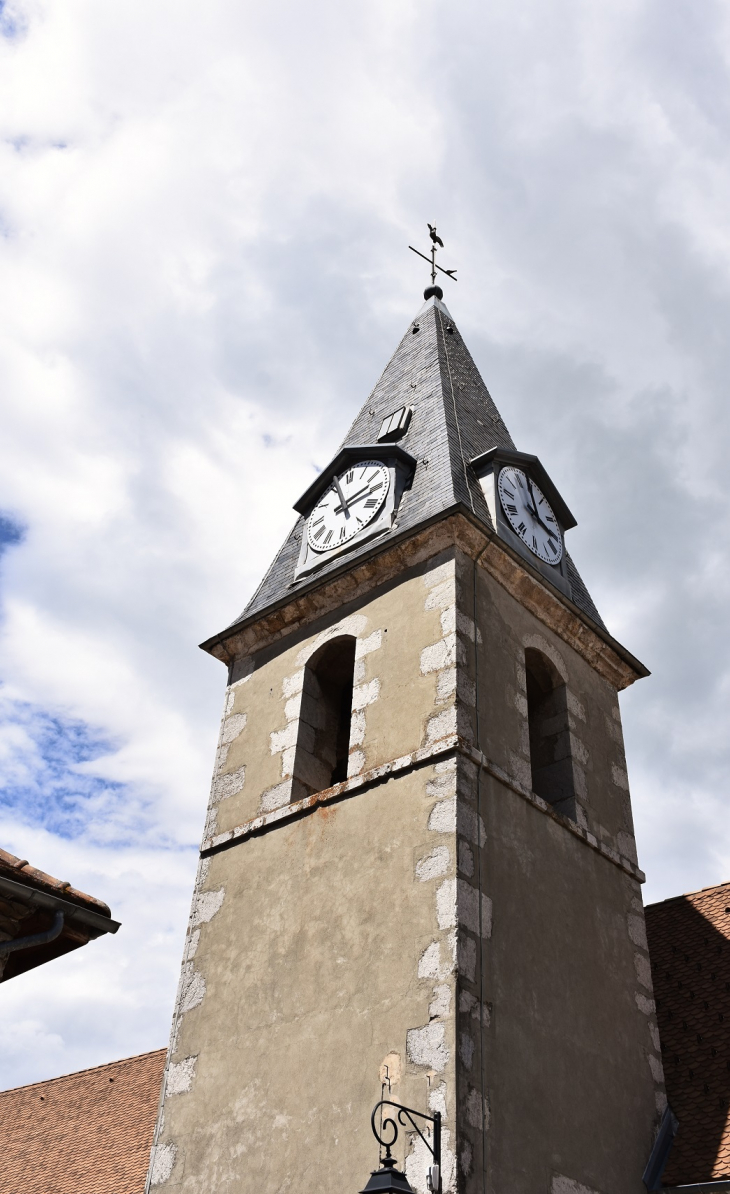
[{"x1": 222, "y1": 295, "x2": 605, "y2": 635}]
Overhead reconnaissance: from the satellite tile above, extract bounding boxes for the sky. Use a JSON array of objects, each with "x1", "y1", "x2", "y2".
[{"x1": 1, "y1": 0, "x2": 730, "y2": 1090}]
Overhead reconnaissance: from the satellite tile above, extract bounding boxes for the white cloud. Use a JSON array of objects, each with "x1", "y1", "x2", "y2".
[{"x1": 0, "y1": 0, "x2": 728, "y2": 1087}]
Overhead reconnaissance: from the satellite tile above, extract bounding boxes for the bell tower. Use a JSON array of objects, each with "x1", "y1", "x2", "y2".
[{"x1": 146, "y1": 283, "x2": 666, "y2": 1194}]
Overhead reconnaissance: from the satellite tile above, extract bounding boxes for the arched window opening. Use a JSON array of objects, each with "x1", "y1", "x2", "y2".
[
  {"x1": 292, "y1": 636, "x2": 357, "y2": 797},
  {"x1": 525, "y1": 648, "x2": 576, "y2": 821}
]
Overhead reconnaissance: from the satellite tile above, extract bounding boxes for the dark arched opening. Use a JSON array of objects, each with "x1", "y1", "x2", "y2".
[
  {"x1": 525, "y1": 648, "x2": 576, "y2": 822},
  {"x1": 292, "y1": 636, "x2": 357, "y2": 797}
]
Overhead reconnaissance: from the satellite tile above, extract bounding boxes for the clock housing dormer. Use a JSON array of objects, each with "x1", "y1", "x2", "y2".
[
  {"x1": 293, "y1": 443, "x2": 416, "y2": 579},
  {"x1": 471, "y1": 447, "x2": 577, "y2": 600}
]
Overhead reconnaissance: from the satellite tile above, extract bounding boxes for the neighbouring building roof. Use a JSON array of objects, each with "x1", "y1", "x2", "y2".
[
  {"x1": 0, "y1": 846, "x2": 119, "y2": 981},
  {"x1": 645, "y1": 880, "x2": 730, "y2": 1187},
  {"x1": 0, "y1": 1049, "x2": 166, "y2": 1194},
  {"x1": 227, "y1": 295, "x2": 606, "y2": 634}
]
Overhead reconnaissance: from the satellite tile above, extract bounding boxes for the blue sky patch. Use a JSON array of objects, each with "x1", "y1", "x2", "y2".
[
  {"x1": 0, "y1": 692, "x2": 148, "y2": 844},
  {"x1": 0, "y1": 515, "x2": 24, "y2": 556},
  {"x1": 0, "y1": 0, "x2": 24, "y2": 38}
]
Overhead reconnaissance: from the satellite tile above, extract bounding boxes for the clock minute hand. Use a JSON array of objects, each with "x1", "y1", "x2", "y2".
[
  {"x1": 524, "y1": 476, "x2": 540, "y2": 519},
  {"x1": 525, "y1": 477, "x2": 558, "y2": 538},
  {"x1": 347, "y1": 483, "x2": 383, "y2": 507},
  {"x1": 332, "y1": 475, "x2": 351, "y2": 518}
]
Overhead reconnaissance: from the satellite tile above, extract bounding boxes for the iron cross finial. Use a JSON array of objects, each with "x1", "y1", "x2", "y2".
[{"x1": 409, "y1": 224, "x2": 458, "y2": 293}]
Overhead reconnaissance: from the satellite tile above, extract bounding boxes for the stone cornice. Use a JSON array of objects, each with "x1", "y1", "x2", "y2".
[
  {"x1": 471, "y1": 532, "x2": 648, "y2": 690},
  {"x1": 202, "y1": 508, "x2": 648, "y2": 691}
]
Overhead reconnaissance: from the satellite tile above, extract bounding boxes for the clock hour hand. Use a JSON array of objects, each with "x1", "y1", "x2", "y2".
[{"x1": 332, "y1": 475, "x2": 351, "y2": 518}]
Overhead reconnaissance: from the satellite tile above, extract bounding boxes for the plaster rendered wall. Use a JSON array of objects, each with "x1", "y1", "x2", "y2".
[
  {"x1": 150, "y1": 532, "x2": 663, "y2": 1194},
  {"x1": 449, "y1": 558, "x2": 664, "y2": 1194},
  {"x1": 204, "y1": 551, "x2": 471, "y2": 844},
  {"x1": 454, "y1": 761, "x2": 664, "y2": 1194},
  {"x1": 150, "y1": 762, "x2": 462, "y2": 1193},
  {"x1": 471, "y1": 562, "x2": 639, "y2": 867},
  {"x1": 150, "y1": 551, "x2": 475, "y2": 1192}
]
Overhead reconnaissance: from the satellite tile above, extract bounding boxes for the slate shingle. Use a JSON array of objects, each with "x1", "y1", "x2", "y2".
[{"x1": 235, "y1": 296, "x2": 604, "y2": 632}]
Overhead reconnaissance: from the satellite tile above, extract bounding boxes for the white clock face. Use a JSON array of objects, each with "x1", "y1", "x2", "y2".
[
  {"x1": 497, "y1": 466, "x2": 563, "y2": 565},
  {"x1": 307, "y1": 461, "x2": 390, "y2": 553}
]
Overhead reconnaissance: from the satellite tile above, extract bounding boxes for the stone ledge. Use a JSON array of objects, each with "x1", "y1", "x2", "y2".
[
  {"x1": 460, "y1": 743, "x2": 646, "y2": 884},
  {"x1": 200, "y1": 736, "x2": 645, "y2": 884},
  {"x1": 200, "y1": 734, "x2": 461, "y2": 855}
]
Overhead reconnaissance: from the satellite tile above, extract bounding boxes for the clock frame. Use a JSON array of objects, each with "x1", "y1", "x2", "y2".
[
  {"x1": 471, "y1": 447, "x2": 576, "y2": 601},
  {"x1": 294, "y1": 445, "x2": 416, "y2": 579}
]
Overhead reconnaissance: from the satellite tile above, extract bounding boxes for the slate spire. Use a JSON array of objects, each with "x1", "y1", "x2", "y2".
[{"x1": 231, "y1": 295, "x2": 605, "y2": 631}]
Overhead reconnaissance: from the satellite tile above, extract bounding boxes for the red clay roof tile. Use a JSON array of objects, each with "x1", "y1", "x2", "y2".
[
  {"x1": 645, "y1": 880, "x2": 730, "y2": 1186},
  {"x1": 0, "y1": 846, "x2": 111, "y2": 915},
  {"x1": 0, "y1": 1049, "x2": 165, "y2": 1194}
]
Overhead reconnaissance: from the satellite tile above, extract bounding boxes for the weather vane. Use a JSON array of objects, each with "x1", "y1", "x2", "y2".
[{"x1": 409, "y1": 224, "x2": 457, "y2": 292}]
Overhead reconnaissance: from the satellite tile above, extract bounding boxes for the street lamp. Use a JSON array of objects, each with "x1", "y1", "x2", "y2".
[{"x1": 360, "y1": 1100, "x2": 441, "y2": 1194}]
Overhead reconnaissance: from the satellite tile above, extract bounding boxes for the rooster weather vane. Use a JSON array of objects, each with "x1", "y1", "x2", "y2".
[{"x1": 409, "y1": 224, "x2": 457, "y2": 297}]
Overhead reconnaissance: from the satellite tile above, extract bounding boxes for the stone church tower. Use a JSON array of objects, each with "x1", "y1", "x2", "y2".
[{"x1": 146, "y1": 289, "x2": 666, "y2": 1194}]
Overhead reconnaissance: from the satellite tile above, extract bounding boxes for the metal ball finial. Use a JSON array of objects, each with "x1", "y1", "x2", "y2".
[{"x1": 423, "y1": 285, "x2": 443, "y2": 301}]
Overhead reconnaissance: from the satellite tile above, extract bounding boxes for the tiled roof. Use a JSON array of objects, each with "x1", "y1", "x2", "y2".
[
  {"x1": 0, "y1": 846, "x2": 111, "y2": 915},
  {"x1": 0, "y1": 1049, "x2": 165, "y2": 1194},
  {"x1": 228, "y1": 296, "x2": 606, "y2": 634},
  {"x1": 0, "y1": 845, "x2": 118, "y2": 981},
  {"x1": 645, "y1": 881, "x2": 730, "y2": 1186}
]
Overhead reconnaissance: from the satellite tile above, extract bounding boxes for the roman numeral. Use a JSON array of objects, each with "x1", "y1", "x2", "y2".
[
  {"x1": 312, "y1": 516, "x2": 324, "y2": 526},
  {"x1": 505, "y1": 503, "x2": 517, "y2": 514},
  {"x1": 549, "y1": 540, "x2": 557, "y2": 555},
  {"x1": 503, "y1": 487, "x2": 515, "y2": 499},
  {"x1": 339, "y1": 527, "x2": 346, "y2": 540},
  {"x1": 365, "y1": 499, "x2": 378, "y2": 508},
  {"x1": 517, "y1": 521, "x2": 526, "y2": 535},
  {"x1": 532, "y1": 535, "x2": 538, "y2": 551},
  {"x1": 324, "y1": 530, "x2": 333, "y2": 545},
  {"x1": 545, "y1": 513, "x2": 555, "y2": 523},
  {"x1": 346, "y1": 470, "x2": 354, "y2": 483},
  {"x1": 314, "y1": 526, "x2": 326, "y2": 540},
  {"x1": 369, "y1": 481, "x2": 383, "y2": 491}
]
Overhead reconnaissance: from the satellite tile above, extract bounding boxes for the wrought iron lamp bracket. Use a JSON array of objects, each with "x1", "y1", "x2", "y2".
[{"x1": 370, "y1": 1099, "x2": 442, "y2": 1192}]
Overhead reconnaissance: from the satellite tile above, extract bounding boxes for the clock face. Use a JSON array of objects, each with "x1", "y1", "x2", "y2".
[
  {"x1": 307, "y1": 461, "x2": 390, "y2": 553},
  {"x1": 497, "y1": 467, "x2": 563, "y2": 565}
]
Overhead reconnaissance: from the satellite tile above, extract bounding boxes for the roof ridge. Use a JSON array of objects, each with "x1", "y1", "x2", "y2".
[
  {"x1": 645, "y1": 878, "x2": 730, "y2": 909},
  {"x1": 434, "y1": 303, "x2": 475, "y2": 516},
  {"x1": 0, "y1": 1047, "x2": 166, "y2": 1096}
]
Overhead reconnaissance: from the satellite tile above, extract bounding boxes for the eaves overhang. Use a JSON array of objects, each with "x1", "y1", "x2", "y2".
[
  {"x1": 470, "y1": 447, "x2": 577, "y2": 530},
  {"x1": 293, "y1": 444, "x2": 418, "y2": 515},
  {"x1": 0, "y1": 874, "x2": 120, "y2": 938},
  {"x1": 199, "y1": 503, "x2": 649, "y2": 687}
]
